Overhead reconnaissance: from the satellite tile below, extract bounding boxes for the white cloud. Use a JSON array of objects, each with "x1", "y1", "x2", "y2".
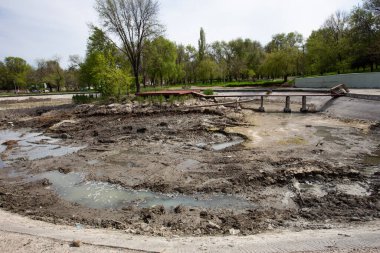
[
  {"x1": 0, "y1": 0, "x2": 362, "y2": 67},
  {"x1": 160, "y1": 0, "x2": 362, "y2": 45}
]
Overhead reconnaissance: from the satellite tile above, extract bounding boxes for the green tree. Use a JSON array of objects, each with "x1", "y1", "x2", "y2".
[
  {"x1": 306, "y1": 29, "x2": 337, "y2": 74},
  {"x1": 227, "y1": 38, "x2": 264, "y2": 81},
  {"x1": 35, "y1": 58, "x2": 65, "y2": 91},
  {"x1": 144, "y1": 36, "x2": 177, "y2": 86},
  {"x1": 174, "y1": 44, "x2": 188, "y2": 84},
  {"x1": 64, "y1": 55, "x2": 82, "y2": 91},
  {"x1": 196, "y1": 58, "x2": 218, "y2": 83},
  {"x1": 4, "y1": 57, "x2": 31, "y2": 91},
  {"x1": 198, "y1": 28, "x2": 206, "y2": 62},
  {"x1": 260, "y1": 49, "x2": 298, "y2": 82},
  {"x1": 261, "y1": 33, "x2": 303, "y2": 81},
  {"x1": 80, "y1": 26, "x2": 131, "y2": 96},
  {"x1": 91, "y1": 53, "x2": 130, "y2": 97},
  {"x1": 0, "y1": 61, "x2": 7, "y2": 90},
  {"x1": 364, "y1": 0, "x2": 380, "y2": 15},
  {"x1": 95, "y1": 0, "x2": 163, "y2": 93},
  {"x1": 349, "y1": 6, "x2": 379, "y2": 71},
  {"x1": 210, "y1": 41, "x2": 228, "y2": 82}
]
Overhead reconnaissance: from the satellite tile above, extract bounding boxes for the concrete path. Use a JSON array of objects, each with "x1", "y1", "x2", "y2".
[{"x1": 0, "y1": 210, "x2": 379, "y2": 253}]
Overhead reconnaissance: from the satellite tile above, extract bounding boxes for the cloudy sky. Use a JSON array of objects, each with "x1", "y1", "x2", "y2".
[{"x1": 0, "y1": 0, "x2": 362, "y2": 67}]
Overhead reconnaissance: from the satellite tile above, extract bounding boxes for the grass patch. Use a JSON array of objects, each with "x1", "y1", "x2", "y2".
[
  {"x1": 72, "y1": 94, "x2": 98, "y2": 104},
  {"x1": 203, "y1": 89, "x2": 214, "y2": 95}
]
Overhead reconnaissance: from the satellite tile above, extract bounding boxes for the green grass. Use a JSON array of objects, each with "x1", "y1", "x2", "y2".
[
  {"x1": 203, "y1": 89, "x2": 214, "y2": 95},
  {"x1": 138, "y1": 80, "x2": 286, "y2": 92},
  {"x1": 0, "y1": 91, "x2": 99, "y2": 98}
]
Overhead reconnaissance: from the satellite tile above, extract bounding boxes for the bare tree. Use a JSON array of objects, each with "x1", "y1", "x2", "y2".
[{"x1": 95, "y1": 0, "x2": 164, "y2": 93}]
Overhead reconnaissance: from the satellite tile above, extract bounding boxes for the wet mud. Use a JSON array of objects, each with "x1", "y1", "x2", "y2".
[{"x1": 0, "y1": 101, "x2": 379, "y2": 236}]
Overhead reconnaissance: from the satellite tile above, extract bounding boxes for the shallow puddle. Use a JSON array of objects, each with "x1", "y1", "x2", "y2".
[
  {"x1": 293, "y1": 179, "x2": 328, "y2": 198},
  {"x1": 0, "y1": 158, "x2": 5, "y2": 169},
  {"x1": 314, "y1": 126, "x2": 345, "y2": 143},
  {"x1": 36, "y1": 171, "x2": 254, "y2": 210},
  {"x1": 0, "y1": 130, "x2": 84, "y2": 161},
  {"x1": 212, "y1": 136, "x2": 244, "y2": 151},
  {"x1": 362, "y1": 148, "x2": 380, "y2": 166}
]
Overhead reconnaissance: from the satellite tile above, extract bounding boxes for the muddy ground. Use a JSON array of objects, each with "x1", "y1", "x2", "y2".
[{"x1": 0, "y1": 98, "x2": 379, "y2": 237}]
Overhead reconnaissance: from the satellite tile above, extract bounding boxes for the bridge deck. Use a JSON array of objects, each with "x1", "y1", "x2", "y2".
[{"x1": 136, "y1": 90, "x2": 341, "y2": 98}]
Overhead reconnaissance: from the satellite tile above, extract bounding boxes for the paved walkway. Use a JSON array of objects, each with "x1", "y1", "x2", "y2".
[{"x1": 0, "y1": 210, "x2": 379, "y2": 253}]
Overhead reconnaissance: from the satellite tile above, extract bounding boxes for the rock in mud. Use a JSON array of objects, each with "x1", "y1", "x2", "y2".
[
  {"x1": 200, "y1": 211, "x2": 208, "y2": 218},
  {"x1": 228, "y1": 228, "x2": 241, "y2": 235},
  {"x1": 58, "y1": 167, "x2": 72, "y2": 174},
  {"x1": 151, "y1": 205, "x2": 166, "y2": 215},
  {"x1": 137, "y1": 128, "x2": 147, "y2": 134},
  {"x1": 158, "y1": 122, "x2": 168, "y2": 127},
  {"x1": 98, "y1": 139, "x2": 116, "y2": 144},
  {"x1": 40, "y1": 178, "x2": 52, "y2": 186},
  {"x1": 207, "y1": 221, "x2": 221, "y2": 230},
  {"x1": 60, "y1": 133, "x2": 71, "y2": 139},
  {"x1": 174, "y1": 205, "x2": 187, "y2": 214},
  {"x1": 2, "y1": 140, "x2": 18, "y2": 150},
  {"x1": 70, "y1": 240, "x2": 81, "y2": 247}
]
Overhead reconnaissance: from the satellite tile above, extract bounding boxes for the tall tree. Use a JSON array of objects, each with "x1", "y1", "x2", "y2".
[
  {"x1": 80, "y1": 26, "x2": 131, "y2": 96},
  {"x1": 349, "y1": 6, "x2": 379, "y2": 71},
  {"x1": 0, "y1": 61, "x2": 6, "y2": 89},
  {"x1": 198, "y1": 28, "x2": 206, "y2": 62},
  {"x1": 4, "y1": 57, "x2": 31, "y2": 91},
  {"x1": 95, "y1": 0, "x2": 163, "y2": 93},
  {"x1": 364, "y1": 0, "x2": 380, "y2": 15},
  {"x1": 65, "y1": 55, "x2": 82, "y2": 91},
  {"x1": 261, "y1": 33, "x2": 303, "y2": 81},
  {"x1": 143, "y1": 36, "x2": 177, "y2": 86}
]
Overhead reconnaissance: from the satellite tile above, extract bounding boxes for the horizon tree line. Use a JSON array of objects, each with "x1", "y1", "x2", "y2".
[{"x1": 0, "y1": 0, "x2": 379, "y2": 96}]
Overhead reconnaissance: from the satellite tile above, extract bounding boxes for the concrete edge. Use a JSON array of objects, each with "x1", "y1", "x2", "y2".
[
  {"x1": 347, "y1": 93, "x2": 380, "y2": 101},
  {"x1": 0, "y1": 210, "x2": 380, "y2": 253}
]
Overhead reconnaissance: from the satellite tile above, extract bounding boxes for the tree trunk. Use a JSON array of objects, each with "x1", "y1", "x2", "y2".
[
  {"x1": 133, "y1": 67, "x2": 140, "y2": 93},
  {"x1": 284, "y1": 75, "x2": 288, "y2": 83}
]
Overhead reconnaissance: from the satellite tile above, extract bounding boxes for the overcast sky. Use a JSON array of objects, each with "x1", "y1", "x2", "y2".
[{"x1": 0, "y1": 0, "x2": 362, "y2": 67}]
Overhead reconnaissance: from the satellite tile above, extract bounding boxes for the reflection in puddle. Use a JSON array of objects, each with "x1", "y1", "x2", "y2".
[
  {"x1": 35, "y1": 171, "x2": 254, "y2": 210},
  {"x1": 0, "y1": 130, "x2": 84, "y2": 161}
]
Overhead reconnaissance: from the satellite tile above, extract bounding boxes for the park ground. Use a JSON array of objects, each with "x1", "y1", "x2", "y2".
[{"x1": 0, "y1": 91, "x2": 379, "y2": 252}]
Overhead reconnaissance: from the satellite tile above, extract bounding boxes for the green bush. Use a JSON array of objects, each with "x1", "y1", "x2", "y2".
[
  {"x1": 225, "y1": 80, "x2": 284, "y2": 87},
  {"x1": 203, "y1": 89, "x2": 214, "y2": 95},
  {"x1": 72, "y1": 94, "x2": 96, "y2": 104}
]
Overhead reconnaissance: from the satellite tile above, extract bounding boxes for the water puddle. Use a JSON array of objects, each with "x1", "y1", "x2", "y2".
[
  {"x1": 0, "y1": 130, "x2": 84, "y2": 161},
  {"x1": 314, "y1": 126, "x2": 345, "y2": 143},
  {"x1": 212, "y1": 136, "x2": 244, "y2": 151},
  {"x1": 362, "y1": 148, "x2": 380, "y2": 166},
  {"x1": 177, "y1": 159, "x2": 201, "y2": 170},
  {"x1": 294, "y1": 180, "x2": 328, "y2": 198},
  {"x1": 336, "y1": 183, "x2": 370, "y2": 197},
  {"x1": 361, "y1": 166, "x2": 380, "y2": 177},
  {"x1": 35, "y1": 171, "x2": 254, "y2": 210},
  {"x1": 295, "y1": 180, "x2": 371, "y2": 197}
]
